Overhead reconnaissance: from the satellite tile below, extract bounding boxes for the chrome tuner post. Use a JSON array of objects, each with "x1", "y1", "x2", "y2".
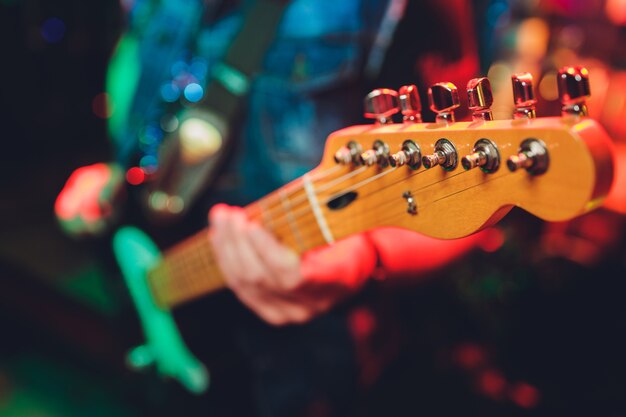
[
  {"x1": 461, "y1": 139, "x2": 500, "y2": 172},
  {"x1": 467, "y1": 77, "x2": 494, "y2": 121},
  {"x1": 389, "y1": 140, "x2": 421, "y2": 169},
  {"x1": 428, "y1": 82, "x2": 460, "y2": 123},
  {"x1": 512, "y1": 72, "x2": 537, "y2": 119},
  {"x1": 398, "y1": 85, "x2": 422, "y2": 123},
  {"x1": 364, "y1": 88, "x2": 400, "y2": 124},
  {"x1": 507, "y1": 138, "x2": 549, "y2": 175},
  {"x1": 361, "y1": 140, "x2": 391, "y2": 167},
  {"x1": 334, "y1": 141, "x2": 363, "y2": 165},
  {"x1": 558, "y1": 66, "x2": 590, "y2": 117},
  {"x1": 422, "y1": 138, "x2": 458, "y2": 171}
]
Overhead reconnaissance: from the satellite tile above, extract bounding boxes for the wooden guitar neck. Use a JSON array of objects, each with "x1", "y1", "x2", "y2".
[{"x1": 147, "y1": 116, "x2": 614, "y2": 310}]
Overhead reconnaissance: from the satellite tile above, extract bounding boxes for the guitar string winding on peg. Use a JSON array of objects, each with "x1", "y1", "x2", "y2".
[
  {"x1": 428, "y1": 82, "x2": 460, "y2": 124},
  {"x1": 461, "y1": 139, "x2": 500, "y2": 173},
  {"x1": 467, "y1": 77, "x2": 494, "y2": 121},
  {"x1": 364, "y1": 88, "x2": 400, "y2": 124},
  {"x1": 360, "y1": 140, "x2": 391, "y2": 167},
  {"x1": 421, "y1": 138, "x2": 458, "y2": 170},
  {"x1": 389, "y1": 140, "x2": 421, "y2": 169},
  {"x1": 557, "y1": 66, "x2": 590, "y2": 117},
  {"x1": 507, "y1": 138, "x2": 549, "y2": 175},
  {"x1": 511, "y1": 72, "x2": 537, "y2": 119},
  {"x1": 334, "y1": 141, "x2": 363, "y2": 165}
]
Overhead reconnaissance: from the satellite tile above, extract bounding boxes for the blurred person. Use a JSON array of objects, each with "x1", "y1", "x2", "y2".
[{"x1": 55, "y1": 0, "x2": 487, "y2": 415}]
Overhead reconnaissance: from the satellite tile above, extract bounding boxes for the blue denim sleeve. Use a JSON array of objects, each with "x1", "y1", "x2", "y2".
[{"x1": 231, "y1": 0, "x2": 390, "y2": 201}]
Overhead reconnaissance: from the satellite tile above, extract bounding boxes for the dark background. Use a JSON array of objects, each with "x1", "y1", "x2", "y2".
[{"x1": 2, "y1": 0, "x2": 626, "y2": 416}]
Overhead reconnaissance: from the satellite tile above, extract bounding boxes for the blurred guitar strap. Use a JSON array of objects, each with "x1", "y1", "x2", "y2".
[{"x1": 146, "y1": 0, "x2": 291, "y2": 221}]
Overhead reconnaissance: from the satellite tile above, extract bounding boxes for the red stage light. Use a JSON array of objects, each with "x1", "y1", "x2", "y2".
[
  {"x1": 126, "y1": 166, "x2": 145, "y2": 185},
  {"x1": 510, "y1": 381, "x2": 540, "y2": 408}
]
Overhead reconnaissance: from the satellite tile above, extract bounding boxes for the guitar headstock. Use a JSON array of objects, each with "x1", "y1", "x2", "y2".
[{"x1": 315, "y1": 68, "x2": 614, "y2": 240}]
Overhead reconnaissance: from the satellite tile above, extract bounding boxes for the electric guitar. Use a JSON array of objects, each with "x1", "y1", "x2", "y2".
[{"x1": 112, "y1": 69, "x2": 614, "y2": 394}]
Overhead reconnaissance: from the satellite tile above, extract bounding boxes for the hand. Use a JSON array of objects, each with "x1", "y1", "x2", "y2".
[
  {"x1": 55, "y1": 162, "x2": 125, "y2": 237},
  {"x1": 208, "y1": 205, "x2": 496, "y2": 326},
  {"x1": 208, "y1": 204, "x2": 377, "y2": 326}
]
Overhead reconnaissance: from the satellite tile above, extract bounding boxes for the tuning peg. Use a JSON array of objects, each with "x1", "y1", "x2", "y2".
[
  {"x1": 334, "y1": 141, "x2": 363, "y2": 166},
  {"x1": 507, "y1": 139, "x2": 549, "y2": 175},
  {"x1": 421, "y1": 139, "x2": 458, "y2": 170},
  {"x1": 398, "y1": 85, "x2": 422, "y2": 122},
  {"x1": 428, "y1": 82, "x2": 460, "y2": 123},
  {"x1": 360, "y1": 140, "x2": 391, "y2": 167},
  {"x1": 461, "y1": 139, "x2": 500, "y2": 173},
  {"x1": 467, "y1": 77, "x2": 493, "y2": 121},
  {"x1": 511, "y1": 72, "x2": 537, "y2": 119},
  {"x1": 389, "y1": 140, "x2": 421, "y2": 169},
  {"x1": 557, "y1": 66, "x2": 590, "y2": 116},
  {"x1": 364, "y1": 88, "x2": 400, "y2": 124}
]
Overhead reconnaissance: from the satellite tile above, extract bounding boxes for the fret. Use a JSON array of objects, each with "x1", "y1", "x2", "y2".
[
  {"x1": 258, "y1": 200, "x2": 275, "y2": 233},
  {"x1": 279, "y1": 189, "x2": 305, "y2": 252},
  {"x1": 146, "y1": 173, "x2": 333, "y2": 309}
]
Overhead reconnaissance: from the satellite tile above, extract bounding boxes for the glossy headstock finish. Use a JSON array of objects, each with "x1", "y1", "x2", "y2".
[{"x1": 315, "y1": 115, "x2": 614, "y2": 240}]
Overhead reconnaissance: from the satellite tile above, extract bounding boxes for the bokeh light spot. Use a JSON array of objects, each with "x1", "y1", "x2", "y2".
[
  {"x1": 510, "y1": 382, "x2": 540, "y2": 408},
  {"x1": 126, "y1": 167, "x2": 145, "y2": 185},
  {"x1": 139, "y1": 155, "x2": 158, "y2": 174},
  {"x1": 41, "y1": 17, "x2": 66, "y2": 43},
  {"x1": 539, "y1": 71, "x2": 559, "y2": 101},
  {"x1": 92, "y1": 92, "x2": 113, "y2": 118},
  {"x1": 160, "y1": 82, "x2": 180, "y2": 103},
  {"x1": 183, "y1": 83, "x2": 204, "y2": 102}
]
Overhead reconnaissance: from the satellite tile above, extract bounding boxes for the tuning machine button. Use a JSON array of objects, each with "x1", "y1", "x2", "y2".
[
  {"x1": 361, "y1": 140, "x2": 391, "y2": 167},
  {"x1": 334, "y1": 141, "x2": 363, "y2": 165},
  {"x1": 507, "y1": 139, "x2": 549, "y2": 175},
  {"x1": 428, "y1": 82, "x2": 460, "y2": 124},
  {"x1": 558, "y1": 66, "x2": 590, "y2": 117},
  {"x1": 398, "y1": 85, "x2": 422, "y2": 123},
  {"x1": 422, "y1": 138, "x2": 458, "y2": 171},
  {"x1": 364, "y1": 88, "x2": 400, "y2": 124},
  {"x1": 389, "y1": 140, "x2": 421, "y2": 169},
  {"x1": 467, "y1": 77, "x2": 493, "y2": 121},
  {"x1": 461, "y1": 139, "x2": 500, "y2": 173},
  {"x1": 511, "y1": 72, "x2": 537, "y2": 119}
]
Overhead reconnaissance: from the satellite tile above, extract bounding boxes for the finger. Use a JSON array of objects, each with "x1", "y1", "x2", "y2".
[
  {"x1": 247, "y1": 223, "x2": 301, "y2": 290},
  {"x1": 226, "y1": 210, "x2": 278, "y2": 289},
  {"x1": 301, "y1": 234, "x2": 376, "y2": 288},
  {"x1": 209, "y1": 205, "x2": 244, "y2": 288},
  {"x1": 235, "y1": 286, "x2": 316, "y2": 326}
]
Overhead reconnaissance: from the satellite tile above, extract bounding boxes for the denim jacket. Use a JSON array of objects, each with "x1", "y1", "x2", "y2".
[{"x1": 110, "y1": 0, "x2": 389, "y2": 203}]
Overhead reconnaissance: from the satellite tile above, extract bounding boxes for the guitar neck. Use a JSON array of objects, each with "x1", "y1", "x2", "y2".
[
  {"x1": 147, "y1": 169, "x2": 345, "y2": 309},
  {"x1": 147, "y1": 115, "x2": 615, "y2": 309}
]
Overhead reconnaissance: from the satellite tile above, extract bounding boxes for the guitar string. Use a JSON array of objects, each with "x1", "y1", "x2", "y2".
[
  {"x1": 162, "y1": 164, "x2": 492, "y2": 277},
  {"x1": 246, "y1": 164, "x2": 436, "y2": 233},
  {"x1": 156, "y1": 170, "x2": 517, "y2": 307},
  {"x1": 152, "y1": 163, "x2": 414, "y2": 302},
  {"x1": 243, "y1": 167, "x2": 473, "y2": 245},
  {"x1": 247, "y1": 167, "x2": 515, "y2": 251}
]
